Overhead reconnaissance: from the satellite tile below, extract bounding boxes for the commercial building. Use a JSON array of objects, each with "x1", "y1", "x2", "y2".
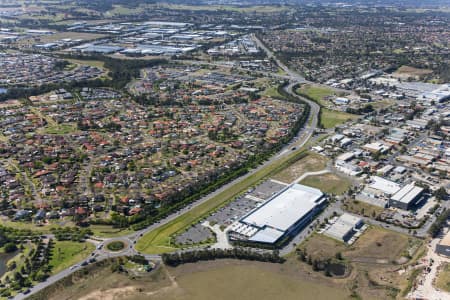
[
  {"x1": 368, "y1": 176, "x2": 401, "y2": 196},
  {"x1": 324, "y1": 213, "x2": 363, "y2": 243},
  {"x1": 229, "y1": 184, "x2": 326, "y2": 245},
  {"x1": 436, "y1": 231, "x2": 450, "y2": 257},
  {"x1": 389, "y1": 182, "x2": 424, "y2": 210}
]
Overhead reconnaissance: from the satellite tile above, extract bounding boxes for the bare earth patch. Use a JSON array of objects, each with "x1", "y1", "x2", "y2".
[{"x1": 392, "y1": 65, "x2": 433, "y2": 80}]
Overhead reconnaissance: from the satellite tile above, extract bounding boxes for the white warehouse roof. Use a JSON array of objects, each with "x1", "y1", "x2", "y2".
[
  {"x1": 325, "y1": 213, "x2": 363, "y2": 241},
  {"x1": 391, "y1": 182, "x2": 423, "y2": 204},
  {"x1": 241, "y1": 184, "x2": 324, "y2": 232},
  {"x1": 369, "y1": 176, "x2": 401, "y2": 195}
]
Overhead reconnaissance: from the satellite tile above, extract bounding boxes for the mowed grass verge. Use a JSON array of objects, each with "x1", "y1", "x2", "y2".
[
  {"x1": 90, "y1": 224, "x2": 135, "y2": 238},
  {"x1": 49, "y1": 241, "x2": 95, "y2": 274},
  {"x1": 135, "y1": 150, "x2": 309, "y2": 254}
]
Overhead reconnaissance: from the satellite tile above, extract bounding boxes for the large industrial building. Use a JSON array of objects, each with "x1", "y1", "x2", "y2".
[
  {"x1": 228, "y1": 184, "x2": 326, "y2": 245},
  {"x1": 436, "y1": 231, "x2": 450, "y2": 257},
  {"x1": 324, "y1": 213, "x2": 364, "y2": 243},
  {"x1": 389, "y1": 182, "x2": 424, "y2": 210}
]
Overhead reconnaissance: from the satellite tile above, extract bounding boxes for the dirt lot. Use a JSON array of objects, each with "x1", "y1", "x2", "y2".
[
  {"x1": 392, "y1": 65, "x2": 433, "y2": 80},
  {"x1": 298, "y1": 227, "x2": 424, "y2": 299},
  {"x1": 272, "y1": 152, "x2": 328, "y2": 184}
]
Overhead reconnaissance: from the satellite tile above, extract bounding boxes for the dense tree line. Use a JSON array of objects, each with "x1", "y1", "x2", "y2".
[
  {"x1": 162, "y1": 248, "x2": 285, "y2": 266},
  {"x1": 50, "y1": 227, "x2": 93, "y2": 242},
  {"x1": 429, "y1": 209, "x2": 450, "y2": 238}
]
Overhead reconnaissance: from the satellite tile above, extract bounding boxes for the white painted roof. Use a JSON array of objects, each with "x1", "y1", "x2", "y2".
[
  {"x1": 241, "y1": 184, "x2": 323, "y2": 232},
  {"x1": 369, "y1": 176, "x2": 401, "y2": 195},
  {"x1": 391, "y1": 182, "x2": 423, "y2": 204},
  {"x1": 248, "y1": 227, "x2": 285, "y2": 244}
]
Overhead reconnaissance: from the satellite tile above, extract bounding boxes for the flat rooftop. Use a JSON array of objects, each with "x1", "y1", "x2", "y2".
[
  {"x1": 241, "y1": 184, "x2": 323, "y2": 232},
  {"x1": 391, "y1": 182, "x2": 423, "y2": 204},
  {"x1": 369, "y1": 176, "x2": 401, "y2": 195}
]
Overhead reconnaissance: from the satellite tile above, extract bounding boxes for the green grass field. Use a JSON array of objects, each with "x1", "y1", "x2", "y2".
[
  {"x1": 296, "y1": 84, "x2": 338, "y2": 106},
  {"x1": 300, "y1": 173, "x2": 351, "y2": 195},
  {"x1": 436, "y1": 263, "x2": 450, "y2": 292},
  {"x1": 90, "y1": 225, "x2": 134, "y2": 238},
  {"x1": 49, "y1": 241, "x2": 94, "y2": 274},
  {"x1": 272, "y1": 152, "x2": 328, "y2": 184},
  {"x1": 136, "y1": 150, "x2": 309, "y2": 254},
  {"x1": 262, "y1": 86, "x2": 283, "y2": 99},
  {"x1": 320, "y1": 108, "x2": 358, "y2": 129},
  {"x1": 39, "y1": 123, "x2": 78, "y2": 135},
  {"x1": 342, "y1": 199, "x2": 385, "y2": 218}
]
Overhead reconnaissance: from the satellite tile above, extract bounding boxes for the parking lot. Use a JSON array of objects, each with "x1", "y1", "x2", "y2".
[{"x1": 174, "y1": 179, "x2": 288, "y2": 246}]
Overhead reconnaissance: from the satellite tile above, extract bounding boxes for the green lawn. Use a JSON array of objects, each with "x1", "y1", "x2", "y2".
[
  {"x1": 300, "y1": 173, "x2": 352, "y2": 195},
  {"x1": 136, "y1": 150, "x2": 309, "y2": 254},
  {"x1": 436, "y1": 263, "x2": 450, "y2": 292},
  {"x1": 39, "y1": 123, "x2": 78, "y2": 135},
  {"x1": 49, "y1": 241, "x2": 95, "y2": 274},
  {"x1": 320, "y1": 108, "x2": 358, "y2": 129},
  {"x1": 262, "y1": 86, "x2": 283, "y2": 99},
  {"x1": 342, "y1": 199, "x2": 385, "y2": 218},
  {"x1": 296, "y1": 84, "x2": 338, "y2": 106},
  {"x1": 90, "y1": 225, "x2": 134, "y2": 238},
  {"x1": 0, "y1": 220, "x2": 74, "y2": 233}
]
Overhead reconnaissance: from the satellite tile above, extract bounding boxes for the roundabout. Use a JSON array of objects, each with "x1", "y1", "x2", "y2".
[{"x1": 105, "y1": 240, "x2": 127, "y2": 252}]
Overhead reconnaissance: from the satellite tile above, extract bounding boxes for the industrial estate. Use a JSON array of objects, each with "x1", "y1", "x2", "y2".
[{"x1": 0, "y1": 0, "x2": 449, "y2": 299}]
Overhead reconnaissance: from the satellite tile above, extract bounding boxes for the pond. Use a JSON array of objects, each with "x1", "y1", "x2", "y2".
[
  {"x1": 327, "y1": 262, "x2": 347, "y2": 276},
  {"x1": 0, "y1": 251, "x2": 17, "y2": 277}
]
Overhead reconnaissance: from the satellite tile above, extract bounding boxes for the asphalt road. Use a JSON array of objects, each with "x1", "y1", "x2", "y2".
[
  {"x1": 15, "y1": 32, "x2": 435, "y2": 300},
  {"x1": 15, "y1": 34, "x2": 321, "y2": 300}
]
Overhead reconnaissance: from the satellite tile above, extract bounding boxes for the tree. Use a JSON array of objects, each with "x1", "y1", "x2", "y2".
[
  {"x1": 434, "y1": 187, "x2": 448, "y2": 201},
  {"x1": 3, "y1": 242, "x2": 17, "y2": 253}
]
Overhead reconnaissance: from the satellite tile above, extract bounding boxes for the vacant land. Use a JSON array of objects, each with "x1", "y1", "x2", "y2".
[
  {"x1": 29, "y1": 259, "x2": 173, "y2": 300},
  {"x1": 262, "y1": 86, "x2": 283, "y2": 99},
  {"x1": 272, "y1": 152, "x2": 328, "y2": 183},
  {"x1": 436, "y1": 263, "x2": 450, "y2": 292},
  {"x1": 342, "y1": 199, "x2": 385, "y2": 218},
  {"x1": 38, "y1": 123, "x2": 78, "y2": 135},
  {"x1": 168, "y1": 264, "x2": 349, "y2": 300},
  {"x1": 298, "y1": 227, "x2": 423, "y2": 298},
  {"x1": 392, "y1": 65, "x2": 433, "y2": 80},
  {"x1": 320, "y1": 108, "x2": 358, "y2": 129},
  {"x1": 345, "y1": 227, "x2": 411, "y2": 262},
  {"x1": 300, "y1": 173, "x2": 351, "y2": 195},
  {"x1": 295, "y1": 84, "x2": 357, "y2": 128},
  {"x1": 300, "y1": 226, "x2": 413, "y2": 263},
  {"x1": 296, "y1": 84, "x2": 344, "y2": 106},
  {"x1": 34, "y1": 259, "x2": 351, "y2": 300},
  {"x1": 48, "y1": 241, "x2": 94, "y2": 274}
]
